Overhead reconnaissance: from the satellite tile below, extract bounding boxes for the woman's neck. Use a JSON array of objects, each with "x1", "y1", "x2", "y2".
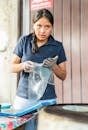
[{"x1": 37, "y1": 39, "x2": 48, "y2": 47}]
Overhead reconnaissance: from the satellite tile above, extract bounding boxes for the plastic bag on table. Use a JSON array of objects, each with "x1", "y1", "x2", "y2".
[{"x1": 28, "y1": 63, "x2": 52, "y2": 103}]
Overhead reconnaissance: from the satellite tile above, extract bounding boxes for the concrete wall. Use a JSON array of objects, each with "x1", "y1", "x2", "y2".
[{"x1": 0, "y1": 0, "x2": 20, "y2": 103}]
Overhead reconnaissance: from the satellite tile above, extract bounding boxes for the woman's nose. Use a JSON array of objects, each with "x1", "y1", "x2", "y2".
[{"x1": 40, "y1": 27, "x2": 45, "y2": 33}]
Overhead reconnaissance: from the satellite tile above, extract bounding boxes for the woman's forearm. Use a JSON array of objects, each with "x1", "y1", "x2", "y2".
[
  {"x1": 52, "y1": 64, "x2": 67, "y2": 80},
  {"x1": 11, "y1": 63, "x2": 24, "y2": 73}
]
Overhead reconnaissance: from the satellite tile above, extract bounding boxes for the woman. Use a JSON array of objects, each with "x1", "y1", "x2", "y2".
[{"x1": 11, "y1": 9, "x2": 67, "y2": 130}]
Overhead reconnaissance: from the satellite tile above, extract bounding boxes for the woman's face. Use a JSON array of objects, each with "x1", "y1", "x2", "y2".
[{"x1": 33, "y1": 17, "x2": 53, "y2": 43}]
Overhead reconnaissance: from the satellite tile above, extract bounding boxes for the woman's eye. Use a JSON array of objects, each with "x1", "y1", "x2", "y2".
[
  {"x1": 36, "y1": 24, "x2": 51, "y2": 30},
  {"x1": 45, "y1": 25, "x2": 50, "y2": 29},
  {"x1": 37, "y1": 25, "x2": 42, "y2": 28}
]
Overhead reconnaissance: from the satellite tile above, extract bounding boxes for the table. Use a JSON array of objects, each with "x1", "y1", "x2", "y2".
[
  {"x1": 0, "y1": 99, "x2": 56, "y2": 129},
  {"x1": 0, "y1": 113, "x2": 37, "y2": 130},
  {"x1": 38, "y1": 105, "x2": 88, "y2": 130}
]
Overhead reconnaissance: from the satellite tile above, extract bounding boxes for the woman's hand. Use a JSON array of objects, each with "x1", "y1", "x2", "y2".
[
  {"x1": 43, "y1": 55, "x2": 67, "y2": 80},
  {"x1": 11, "y1": 54, "x2": 35, "y2": 73},
  {"x1": 43, "y1": 56, "x2": 58, "y2": 69},
  {"x1": 23, "y1": 61, "x2": 35, "y2": 73}
]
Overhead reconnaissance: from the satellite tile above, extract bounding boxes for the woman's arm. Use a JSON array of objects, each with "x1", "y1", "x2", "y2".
[
  {"x1": 52, "y1": 61, "x2": 67, "y2": 80},
  {"x1": 11, "y1": 54, "x2": 24, "y2": 73}
]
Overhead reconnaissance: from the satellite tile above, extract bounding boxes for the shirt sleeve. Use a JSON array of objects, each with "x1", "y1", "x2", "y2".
[
  {"x1": 13, "y1": 36, "x2": 24, "y2": 58},
  {"x1": 57, "y1": 44, "x2": 67, "y2": 64}
]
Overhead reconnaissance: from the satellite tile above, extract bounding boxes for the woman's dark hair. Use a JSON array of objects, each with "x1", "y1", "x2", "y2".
[
  {"x1": 33, "y1": 8, "x2": 54, "y2": 26},
  {"x1": 31, "y1": 9, "x2": 54, "y2": 53}
]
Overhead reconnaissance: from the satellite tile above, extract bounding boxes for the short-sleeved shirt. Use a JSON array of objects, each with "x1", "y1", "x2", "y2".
[{"x1": 13, "y1": 33, "x2": 67, "y2": 100}]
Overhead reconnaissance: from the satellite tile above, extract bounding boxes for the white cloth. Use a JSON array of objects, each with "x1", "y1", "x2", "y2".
[{"x1": 13, "y1": 96, "x2": 31, "y2": 110}]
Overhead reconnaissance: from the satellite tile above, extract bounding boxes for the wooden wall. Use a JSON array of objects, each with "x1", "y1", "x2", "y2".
[
  {"x1": 54, "y1": 0, "x2": 88, "y2": 104},
  {"x1": 22, "y1": 0, "x2": 88, "y2": 104}
]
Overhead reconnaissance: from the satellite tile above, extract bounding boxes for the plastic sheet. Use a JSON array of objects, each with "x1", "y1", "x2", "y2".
[{"x1": 28, "y1": 63, "x2": 52, "y2": 103}]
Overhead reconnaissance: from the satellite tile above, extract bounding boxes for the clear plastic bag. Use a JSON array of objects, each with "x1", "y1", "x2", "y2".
[{"x1": 28, "y1": 63, "x2": 52, "y2": 103}]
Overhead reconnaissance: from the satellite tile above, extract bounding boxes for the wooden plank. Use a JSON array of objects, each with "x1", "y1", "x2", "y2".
[
  {"x1": 53, "y1": 0, "x2": 63, "y2": 103},
  {"x1": 81, "y1": 0, "x2": 88, "y2": 103},
  {"x1": 63, "y1": 0, "x2": 72, "y2": 103},
  {"x1": 71, "y1": 0, "x2": 81, "y2": 103}
]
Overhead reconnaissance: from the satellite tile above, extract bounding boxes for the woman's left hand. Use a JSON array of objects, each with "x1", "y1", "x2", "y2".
[{"x1": 43, "y1": 56, "x2": 58, "y2": 69}]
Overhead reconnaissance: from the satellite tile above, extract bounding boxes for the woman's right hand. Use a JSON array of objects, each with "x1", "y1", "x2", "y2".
[
  {"x1": 23, "y1": 61, "x2": 35, "y2": 73},
  {"x1": 11, "y1": 54, "x2": 35, "y2": 73}
]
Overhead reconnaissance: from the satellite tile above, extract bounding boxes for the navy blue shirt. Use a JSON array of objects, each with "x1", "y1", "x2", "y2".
[{"x1": 13, "y1": 34, "x2": 67, "y2": 100}]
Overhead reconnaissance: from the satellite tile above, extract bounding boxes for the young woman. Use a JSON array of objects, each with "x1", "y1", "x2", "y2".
[{"x1": 11, "y1": 8, "x2": 67, "y2": 130}]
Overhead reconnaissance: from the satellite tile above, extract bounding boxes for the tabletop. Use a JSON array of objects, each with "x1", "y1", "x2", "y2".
[{"x1": 0, "y1": 113, "x2": 37, "y2": 130}]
